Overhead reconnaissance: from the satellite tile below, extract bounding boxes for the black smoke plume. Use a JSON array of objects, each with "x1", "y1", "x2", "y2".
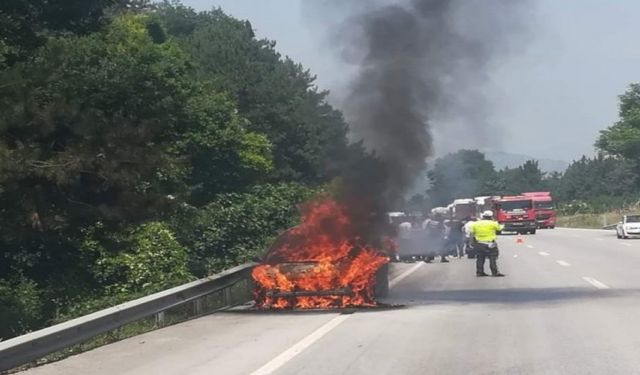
[{"x1": 310, "y1": 0, "x2": 530, "y2": 240}]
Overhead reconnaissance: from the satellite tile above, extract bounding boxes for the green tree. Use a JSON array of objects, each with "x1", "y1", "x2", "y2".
[
  {"x1": 155, "y1": 3, "x2": 350, "y2": 183},
  {"x1": 170, "y1": 183, "x2": 317, "y2": 275},
  {"x1": 0, "y1": 2, "x2": 360, "y2": 339},
  {"x1": 596, "y1": 83, "x2": 640, "y2": 162},
  {"x1": 427, "y1": 150, "x2": 499, "y2": 206},
  {"x1": 498, "y1": 160, "x2": 545, "y2": 195},
  {"x1": 0, "y1": 13, "x2": 272, "y2": 335},
  {"x1": 0, "y1": 0, "x2": 142, "y2": 64},
  {"x1": 552, "y1": 155, "x2": 638, "y2": 212}
]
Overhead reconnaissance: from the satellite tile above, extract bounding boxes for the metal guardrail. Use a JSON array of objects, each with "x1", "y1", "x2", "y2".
[{"x1": 0, "y1": 262, "x2": 257, "y2": 372}]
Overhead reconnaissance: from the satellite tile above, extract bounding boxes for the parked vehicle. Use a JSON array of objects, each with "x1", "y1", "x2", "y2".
[
  {"x1": 494, "y1": 196, "x2": 537, "y2": 234},
  {"x1": 616, "y1": 215, "x2": 640, "y2": 239},
  {"x1": 522, "y1": 192, "x2": 556, "y2": 229}
]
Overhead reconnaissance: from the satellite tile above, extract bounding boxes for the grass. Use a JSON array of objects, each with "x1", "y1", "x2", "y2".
[
  {"x1": 556, "y1": 201, "x2": 640, "y2": 229},
  {"x1": 556, "y1": 213, "x2": 618, "y2": 229}
]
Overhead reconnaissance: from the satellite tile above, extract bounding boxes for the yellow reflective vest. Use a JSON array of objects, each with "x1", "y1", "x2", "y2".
[{"x1": 471, "y1": 220, "x2": 504, "y2": 242}]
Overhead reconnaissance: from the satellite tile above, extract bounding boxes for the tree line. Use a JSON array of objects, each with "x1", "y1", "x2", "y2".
[
  {"x1": 0, "y1": 0, "x2": 369, "y2": 339},
  {"x1": 416, "y1": 84, "x2": 640, "y2": 214}
]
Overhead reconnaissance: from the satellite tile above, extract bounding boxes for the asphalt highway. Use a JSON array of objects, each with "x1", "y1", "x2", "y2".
[{"x1": 20, "y1": 228, "x2": 640, "y2": 375}]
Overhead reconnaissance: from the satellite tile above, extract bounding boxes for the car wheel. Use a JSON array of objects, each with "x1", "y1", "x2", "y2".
[
  {"x1": 617, "y1": 231, "x2": 622, "y2": 239},
  {"x1": 530, "y1": 229, "x2": 537, "y2": 235}
]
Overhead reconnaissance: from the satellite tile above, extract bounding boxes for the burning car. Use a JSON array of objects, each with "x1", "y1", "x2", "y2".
[{"x1": 252, "y1": 199, "x2": 390, "y2": 309}]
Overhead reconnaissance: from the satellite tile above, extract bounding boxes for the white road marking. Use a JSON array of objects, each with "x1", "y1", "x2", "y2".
[
  {"x1": 251, "y1": 262, "x2": 423, "y2": 375},
  {"x1": 513, "y1": 254, "x2": 519, "y2": 258},
  {"x1": 556, "y1": 260, "x2": 571, "y2": 267},
  {"x1": 538, "y1": 251, "x2": 550, "y2": 256},
  {"x1": 389, "y1": 262, "x2": 423, "y2": 288},
  {"x1": 596, "y1": 238, "x2": 604, "y2": 241},
  {"x1": 620, "y1": 243, "x2": 632, "y2": 247},
  {"x1": 582, "y1": 277, "x2": 610, "y2": 290},
  {"x1": 250, "y1": 314, "x2": 350, "y2": 375},
  {"x1": 526, "y1": 245, "x2": 534, "y2": 249}
]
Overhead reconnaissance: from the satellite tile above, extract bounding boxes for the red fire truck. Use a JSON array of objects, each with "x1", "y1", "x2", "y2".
[
  {"x1": 522, "y1": 192, "x2": 556, "y2": 229},
  {"x1": 494, "y1": 195, "x2": 537, "y2": 234}
]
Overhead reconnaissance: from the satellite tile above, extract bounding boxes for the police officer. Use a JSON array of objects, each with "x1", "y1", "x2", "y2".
[{"x1": 470, "y1": 211, "x2": 505, "y2": 277}]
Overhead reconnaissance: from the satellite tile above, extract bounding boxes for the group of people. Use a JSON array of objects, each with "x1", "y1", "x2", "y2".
[{"x1": 397, "y1": 211, "x2": 505, "y2": 277}]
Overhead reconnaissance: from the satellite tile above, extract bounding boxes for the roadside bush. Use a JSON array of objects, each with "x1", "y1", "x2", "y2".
[
  {"x1": 0, "y1": 277, "x2": 43, "y2": 339},
  {"x1": 96, "y1": 222, "x2": 192, "y2": 295},
  {"x1": 171, "y1": 183, "x2": 318, "y2": 276}
]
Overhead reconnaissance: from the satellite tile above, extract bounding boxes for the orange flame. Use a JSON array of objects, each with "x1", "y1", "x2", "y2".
[{"x1": 252, "y1": 198, "x2": 389, "y2": 309}]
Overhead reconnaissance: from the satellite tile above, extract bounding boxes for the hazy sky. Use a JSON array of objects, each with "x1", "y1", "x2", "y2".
[{"x1": 180, "y1": 0, "x2": 640, "y2": 162}]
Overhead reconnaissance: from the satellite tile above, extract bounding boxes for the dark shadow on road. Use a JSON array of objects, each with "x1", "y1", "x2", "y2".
[
  {"x1": 224, "y1": 303, "x2": 407, "y2": 315},
  {"x1": 381, "y1": 287, "x2": 640, "y2": 308}
]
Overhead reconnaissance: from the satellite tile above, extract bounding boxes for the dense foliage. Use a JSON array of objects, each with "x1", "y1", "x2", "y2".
[
  {"x1": 424, "y1": 150, "x2": 640, "y2": 215},
  {"x1": 424, "y1": 83, "x2": 640, "y2": 214},
  {"x1": 0, "y1": 1, "x2": 348, "y2": 339}
]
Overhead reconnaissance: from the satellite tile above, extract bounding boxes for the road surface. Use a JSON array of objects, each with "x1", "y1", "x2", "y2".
[{"x1": 19, "y1": 228, "x2": 640, "y2": 375}]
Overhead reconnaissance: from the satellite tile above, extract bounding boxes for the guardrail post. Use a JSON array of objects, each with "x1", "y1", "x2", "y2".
[
  {"x1": 155, "y1": 311, "x2": 165, "y2": 328},
  {"x1": 193, "y1": 299, "x2": 203, "y2": 315},
  {"x1": 223, "y1": 287, "x2": 232, "y2": 306}
]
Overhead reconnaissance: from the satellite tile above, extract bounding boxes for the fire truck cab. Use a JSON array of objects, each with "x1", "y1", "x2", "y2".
[
  {"x1": 522, "y1": 192, "x2": 556, "y2": 229},
  {"x1": 494, "y1": 196, "x2": 537, "y2": 234}
]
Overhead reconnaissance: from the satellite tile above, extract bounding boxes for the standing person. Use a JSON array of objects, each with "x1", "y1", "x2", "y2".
[
  {"x1": 470, "y1": 211, "x2": 505, "y2": 277},
  {"x1": 447, "y1": 219, "x2": 465, "y2": 258},
  {"x1": 463, "y1": 217, "x2": 477, "y2": 258},
  {"x1": 424, "y1": 214, "x2": 448, "y2": 263}
]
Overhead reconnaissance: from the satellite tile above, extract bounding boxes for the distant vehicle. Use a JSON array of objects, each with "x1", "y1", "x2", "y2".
[
  {"x1": 616, "y1": 215, "x2": 640, "y2": 239},
  {"x1": 522, "y1": 192, "x2": 556, "y2": 229},
  {"x1": 448, "y1": 198, "x2": 477, "y2": 220},
  {"x1": 474, "y1": 196, "x2": 500, "y2": 217},
  {"x1": 494, "y1": 196, "x2": 537, "y2": 234}
]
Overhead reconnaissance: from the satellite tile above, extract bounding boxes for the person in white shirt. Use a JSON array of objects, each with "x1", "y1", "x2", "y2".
[{"x1": 463, "y1": 217, "x2": 477, "y2": 258}]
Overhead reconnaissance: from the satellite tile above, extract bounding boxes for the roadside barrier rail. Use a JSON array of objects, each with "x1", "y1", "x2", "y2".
[{"x1": 0, "y1": 262, "x2": 257, "y2": 372}]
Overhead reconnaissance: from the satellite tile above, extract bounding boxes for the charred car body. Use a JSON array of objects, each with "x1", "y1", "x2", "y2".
[{"x1": 252, "y1": 200, "x2": 390, "y2": 310}]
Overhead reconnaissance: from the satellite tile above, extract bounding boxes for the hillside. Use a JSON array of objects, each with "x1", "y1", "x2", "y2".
[{"x1": 484, "y1": 151, "x2": 569, "y2": 173}]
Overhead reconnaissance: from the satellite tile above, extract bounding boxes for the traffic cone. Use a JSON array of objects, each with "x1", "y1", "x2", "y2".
[{"x1": 516, "y1": 234, "x2": 524, "y2": 244}]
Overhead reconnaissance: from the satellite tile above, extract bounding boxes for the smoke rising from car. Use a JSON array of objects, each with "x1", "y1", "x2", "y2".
[{"x1": 304, "y1": 0, "x2": 531, "y2": 236}]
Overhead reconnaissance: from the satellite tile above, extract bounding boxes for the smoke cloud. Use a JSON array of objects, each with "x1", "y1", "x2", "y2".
[{"x1": 306, "y1": 0, "x2": 530, "y2": 237}]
